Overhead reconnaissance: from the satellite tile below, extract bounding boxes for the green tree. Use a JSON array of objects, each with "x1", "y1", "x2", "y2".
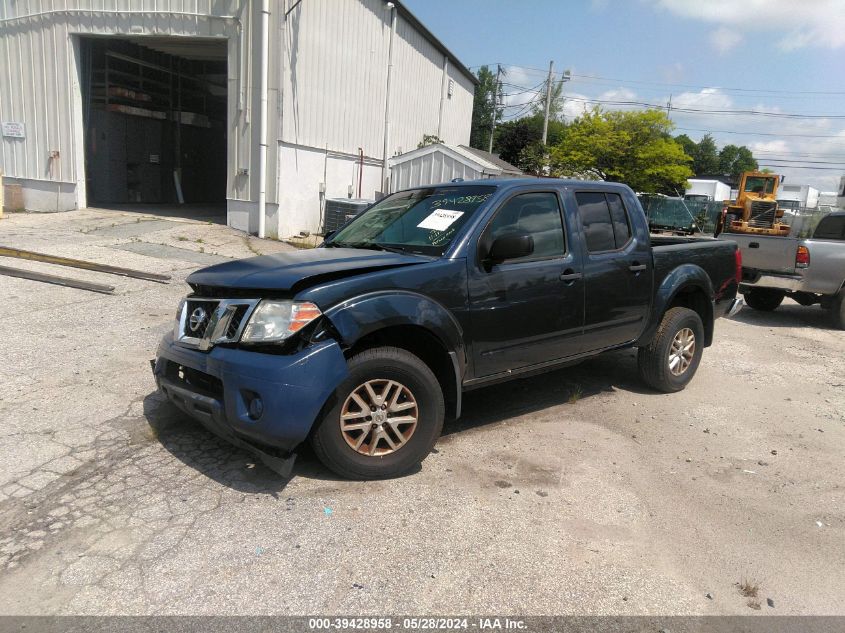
[
  {"x1": 692, "y1": 133, "x2": 720, "y2": 175},
  {"x1": 674, "y1": 134, "x2": 697, "y2": 160},
  {"x1": 530, "y1": 78, "x2": 567, "y2": 121},
  {"x1": 493, "y1": 113, "x2": 565, "y2": 168},
  {"x1": 469, "y1": 66, "x2": 502, "y2": 150},
  {"x1": 719, "y1": 144, "x2": 759, "y2": 179},
  {"x1": 550, "y1": 108, "x2": 693, "y2": 194},
  {"x1": 518, "y1": 141, "x2": 550, "y2": 176}
]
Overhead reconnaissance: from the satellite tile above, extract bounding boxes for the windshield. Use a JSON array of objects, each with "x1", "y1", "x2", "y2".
[
  {"x1": 326, "y1": 185, "x2": 496, "y2": 256},
  {"x1": 744, "y1": 177, "x2": 776, "y2": 194}
]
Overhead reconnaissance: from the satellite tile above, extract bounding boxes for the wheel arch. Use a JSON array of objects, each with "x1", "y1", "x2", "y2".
[
  {"x1": 323, "y1": 291, "x2": 465, "y2": 419},
  {"x1": 637, "y1": 265, "x2": 715, "y2": 348}
]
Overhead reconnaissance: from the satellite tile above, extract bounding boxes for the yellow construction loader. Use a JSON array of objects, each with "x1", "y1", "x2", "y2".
[{"x1": 718, "y1": 171, "x2": 790, "y2": 236}]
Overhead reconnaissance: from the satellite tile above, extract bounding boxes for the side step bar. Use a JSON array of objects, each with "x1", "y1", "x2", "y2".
[{"x1": 0, "y1": 246, "x2": 171, "y2": 283}]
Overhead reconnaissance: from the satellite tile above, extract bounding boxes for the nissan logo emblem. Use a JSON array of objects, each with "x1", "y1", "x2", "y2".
[{"x1": 189, "y1": 307, "x2": 208, "y2": 332}]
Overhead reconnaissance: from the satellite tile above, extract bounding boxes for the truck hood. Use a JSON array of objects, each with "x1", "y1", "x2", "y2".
[{"x1": 186, "y1": 247, "x2": 430, "y2": 292}]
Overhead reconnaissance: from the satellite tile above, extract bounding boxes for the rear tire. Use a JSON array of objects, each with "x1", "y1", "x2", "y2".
[
  {"x1": 310, "y1": 346, "x2": 444, "y2": 480},
  {"x1": 744, "y1": 288, "x2": 785, "y2": 312},
  {"x1": 637, "y1": 307, "x2": 705, "y2": 393},
  {"x1": 830, "y1": 289, "x2": 845, "y2": 330}
]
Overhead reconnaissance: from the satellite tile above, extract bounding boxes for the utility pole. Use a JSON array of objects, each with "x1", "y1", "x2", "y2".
[
  {"x1": 542, "y1": 60, "x2": 554, "y2": 145},
  {"x1": 488, "y1": 64, "x2": 501, "y2": 153},
  {"x1": 666, "y1": 93, "x2": 673, "y2": 122}
]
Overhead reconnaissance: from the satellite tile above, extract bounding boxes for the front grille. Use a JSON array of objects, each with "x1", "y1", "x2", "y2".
[
  {"x1": 748, "y1": 201, "x2": 777, "y2": 228},
  {"x1": 176, "y1": 297, "x2": 260, "y2": 350},
  {"x1": 183, "y1": 299, "x2": 219, "y2": 339},
  {"x1": 226, "y1": 305, "x2": 249, "y2": 339}
]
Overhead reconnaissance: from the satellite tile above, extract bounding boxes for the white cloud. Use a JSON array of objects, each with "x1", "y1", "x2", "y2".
[
  {"x1": 750, "y1": 139, "x2": 791, "y2": 154},
  {"x1": 709, "y1": 26, "x2": 742, "y2": 54},
  {"x1": 599, "y1": 87, "x2": 637, "y2": 101},
  {"x1": 655, "y1": 0, "x2": 845, "y2": 51}
]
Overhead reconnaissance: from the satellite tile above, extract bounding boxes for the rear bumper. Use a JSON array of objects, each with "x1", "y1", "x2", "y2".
[
  {"x1": 153, "y1": 332, "x2": 348, "y2": 459},
  {"x1": 741, "y1": 271, "x2": 804, "y2": 293}
]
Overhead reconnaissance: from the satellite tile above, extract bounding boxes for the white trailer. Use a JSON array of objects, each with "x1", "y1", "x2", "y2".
[
  {"x1": 684, "y1": 179, "x2": 731, "y2": 203},
  {"x1": 778, "y1": 184, "x2": 820, "y2": 210}
]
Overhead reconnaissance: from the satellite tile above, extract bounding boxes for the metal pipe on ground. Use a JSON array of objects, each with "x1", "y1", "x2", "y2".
[
  {"x1": 0, "y1": 265, "x2": 115, "y2": 294},
  {"x1": 0, "y1": 246, "x2": 171, "y2": 283}
]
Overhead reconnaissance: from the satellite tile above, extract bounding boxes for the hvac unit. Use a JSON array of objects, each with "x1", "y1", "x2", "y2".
[{"x1": 323, "y1": 198, "x2": 372, "y2": 234}]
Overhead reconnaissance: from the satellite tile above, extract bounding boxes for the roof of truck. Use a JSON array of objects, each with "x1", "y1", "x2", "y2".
[{"x1": 429, "y1": 177, "x2": 635, "y2": 191}]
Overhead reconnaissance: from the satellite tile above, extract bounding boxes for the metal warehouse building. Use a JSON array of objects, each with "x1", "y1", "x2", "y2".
[{"x1": 0, "y1": 0, "x2": 476, "y2": 238}]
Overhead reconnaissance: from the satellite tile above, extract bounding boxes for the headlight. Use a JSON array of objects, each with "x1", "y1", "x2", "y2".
[
  {"x1": 173, "y1": 297, "x2": 187, "y2": 338},
  {"x1": 240, "y1": 300, "x2": 322, "y2": 343}
]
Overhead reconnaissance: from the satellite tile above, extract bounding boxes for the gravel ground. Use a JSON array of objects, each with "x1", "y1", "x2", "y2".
[{"x1": 0, "y1": 208, "x2": 843, "y2": 615}]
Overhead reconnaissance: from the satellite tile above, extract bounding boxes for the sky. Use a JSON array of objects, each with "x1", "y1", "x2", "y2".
[{"x1": 404, "y1": 0, "x2": 845, "y2": 192}]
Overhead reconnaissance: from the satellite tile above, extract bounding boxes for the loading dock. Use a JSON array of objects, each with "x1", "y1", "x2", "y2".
[{"x1": 80, "y1": 37, "x2": 227, "y2": 218}]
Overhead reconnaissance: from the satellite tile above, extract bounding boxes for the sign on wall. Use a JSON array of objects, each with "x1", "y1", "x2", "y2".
[{"x1": 2, "y1": 122, "x2": 25, "y2": 138}]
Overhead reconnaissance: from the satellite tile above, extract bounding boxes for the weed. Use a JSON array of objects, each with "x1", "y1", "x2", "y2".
[
  {"x1": 195, "y1": 238, "x2": 204, "y2": 244},
  {"x1": 568, "y1": 385, "x2": 583, "y2": 404},
  {"x1": 177, "y1": 236, "x2": 188, "y2": 241},
  {"x1": 737, "y1": 577, "x2": 760, "y2": 598},
  {"x1": 243, "y1": 236, "x2": 262, "y2": 256}
]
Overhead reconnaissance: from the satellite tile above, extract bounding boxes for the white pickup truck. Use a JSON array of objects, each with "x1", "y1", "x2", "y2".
[{"x1": 722, "y1": 210, "x2": 845, "y2": 328}]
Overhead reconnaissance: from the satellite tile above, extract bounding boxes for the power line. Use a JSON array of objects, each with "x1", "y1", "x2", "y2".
[
  {"x1": 559, "y1": 95, "x2": 845, "y2": 119},
  {"x1": 469, "y1": 63, "x2": 845, "y2": 96},
  {"x1": 755, "y1": 151, "x2": 845, "y2": 159},
  {"x1": 753, "y1": 158, "x2": 845, "y2": 165},
  {"x1": 758, "y1": 164, "x2": 845, "y2": 171},
  {"x1": 676, "y1": 127, "x2": 845, "y2": 139}
]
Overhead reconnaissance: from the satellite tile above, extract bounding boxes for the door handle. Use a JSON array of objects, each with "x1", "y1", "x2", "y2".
[
  {"x1": 560, "y1": 269, "x2": 582, "y2": 283},
  {"x1": 629, "y1": 262, "x2": 647, "y2": 272}
]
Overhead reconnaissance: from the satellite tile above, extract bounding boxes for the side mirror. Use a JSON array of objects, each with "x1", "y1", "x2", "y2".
[{"x1": 487, "y1": 231, "x2": 534, "y2": 264}]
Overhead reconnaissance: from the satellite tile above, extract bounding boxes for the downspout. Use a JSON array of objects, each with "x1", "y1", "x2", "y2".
[
  {"x1": 358, "y1": 147, "x2": 364, "y2": 198},
  {"x1": 258, "y1": 0, "x2": 270, "y2": 238},
  {"x1": 381, "y1": 2, "x2": 396, "y2": 195},
  {"x1": 437, "y1": 56, "x2": 448, "y2": 139}
]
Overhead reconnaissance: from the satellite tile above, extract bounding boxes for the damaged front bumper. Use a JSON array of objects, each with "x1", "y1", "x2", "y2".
[{"x1": 152, "y1": 333, "x2": 348, "y2": 477}]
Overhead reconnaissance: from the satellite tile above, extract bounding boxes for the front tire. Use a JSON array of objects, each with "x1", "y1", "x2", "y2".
[
  {"x1": 310, "y1": 346, "x2": 444, "y2": 480},
  {"x1": 637, "y1": 307, "x2": 705, "y2": 393},
  {"x1": 744, "y1": 288, "x2": 785, "y2": 311}
]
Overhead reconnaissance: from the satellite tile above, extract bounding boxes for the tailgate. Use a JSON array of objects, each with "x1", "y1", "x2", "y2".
[{"x1": 718, "y1": 233, "x2": 798, "y2": 274}]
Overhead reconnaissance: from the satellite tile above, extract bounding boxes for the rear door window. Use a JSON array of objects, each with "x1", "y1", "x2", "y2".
[
  {"x1": 606, "y1": 193, "x2": 632, "y2": 247},
  {"x1": 575, "y1": 192, "x2": 616, "y2": 252}
]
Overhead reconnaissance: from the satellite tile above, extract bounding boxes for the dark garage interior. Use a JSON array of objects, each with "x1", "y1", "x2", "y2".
[{"x1": 80, "y1": 36, "x2": 227, "y2": 213}]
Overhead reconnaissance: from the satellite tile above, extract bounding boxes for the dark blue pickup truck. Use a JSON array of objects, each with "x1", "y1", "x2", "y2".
[{"x1": 153, "y1": 179, "x2": 742, "y2": 479}]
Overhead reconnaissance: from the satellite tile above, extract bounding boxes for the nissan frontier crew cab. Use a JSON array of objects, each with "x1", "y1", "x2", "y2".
[{"x1": 153, "y1": 179, "x2": 743, "y2": 480}]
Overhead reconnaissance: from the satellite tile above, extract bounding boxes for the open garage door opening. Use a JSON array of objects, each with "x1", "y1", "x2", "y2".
[{"x1": 80, "y1": 36, "x2": 228, "y2": 223}]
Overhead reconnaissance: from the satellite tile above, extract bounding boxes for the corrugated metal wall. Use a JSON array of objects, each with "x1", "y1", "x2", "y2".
[
  {"x1": 391, "y1": 150, "x2": 483, "y2": 192},
  {"x1": 280, "y1": 0, "x2": 474, "y2": 159},
  {"x1": 0, "y1": 0, "x2": 249, "y2": 207},
  {"x1": 1, "y1": 0, "x2": 475, "y2": 230}
]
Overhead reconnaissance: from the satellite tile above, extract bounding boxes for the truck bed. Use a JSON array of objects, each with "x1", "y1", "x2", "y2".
[{"x1": 651, "y1": 235, "x2": 739, "y2": 305}]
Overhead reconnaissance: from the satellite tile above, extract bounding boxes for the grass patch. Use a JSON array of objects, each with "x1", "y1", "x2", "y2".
[
  {"x1": 568, "y1": 385, "x2": 583, "y2": 404},
  {"x1": 177, "y1": 236, "x2": 188, "y2": 241}
]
